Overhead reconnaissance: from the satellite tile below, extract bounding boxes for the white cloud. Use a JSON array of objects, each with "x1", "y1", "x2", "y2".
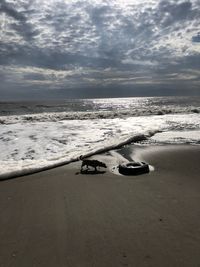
[{"x1": 0, "y1": 0, "x2": 200, "y2": 97}]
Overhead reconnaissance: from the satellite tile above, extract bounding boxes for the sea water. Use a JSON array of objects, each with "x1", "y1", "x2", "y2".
[{"x1": 0, "y1": 96, "x2": 200, "y2": 179}]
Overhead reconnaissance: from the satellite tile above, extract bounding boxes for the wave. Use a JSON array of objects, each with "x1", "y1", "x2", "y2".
[
  {"x1": 0, "y1": 132, "x2": 153, "y2": 180},
  {"x1": 0, "y1": 113, "x2": 200, "y2": 180},
  {"x1": 0, "y1": 107, "x2": 199, "y2": 125}
]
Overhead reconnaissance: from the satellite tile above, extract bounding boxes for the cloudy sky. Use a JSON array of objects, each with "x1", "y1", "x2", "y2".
[{"x1": 0, "y1": 0, "x2": 200, "y2": 99}]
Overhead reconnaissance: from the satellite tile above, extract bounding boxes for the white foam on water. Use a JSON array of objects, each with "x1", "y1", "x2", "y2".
[
  {"x1": 0, "y1": 113, "x2": 200, "y2": 179},
  {"x1": 150, "y1": 130, "x2": 200, "y2": 144}
]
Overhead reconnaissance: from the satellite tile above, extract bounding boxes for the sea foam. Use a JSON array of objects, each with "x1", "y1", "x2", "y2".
[{"x1": 0, "y1": 113, "x2": 200, "y2": 179}]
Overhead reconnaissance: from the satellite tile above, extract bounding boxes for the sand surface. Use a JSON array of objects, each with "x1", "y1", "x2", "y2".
[{"x1": 0, "y1": 145, "x2": 200, "y2": 267}]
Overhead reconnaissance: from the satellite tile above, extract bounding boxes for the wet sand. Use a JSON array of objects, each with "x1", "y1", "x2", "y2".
[{"x1": 0, "y1": 145, "x2": 200, "y2": 267}]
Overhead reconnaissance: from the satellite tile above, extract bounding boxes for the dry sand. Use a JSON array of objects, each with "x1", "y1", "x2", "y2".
[{"x1": 0, "y1": 145, "x2": 200, "y2": 267}]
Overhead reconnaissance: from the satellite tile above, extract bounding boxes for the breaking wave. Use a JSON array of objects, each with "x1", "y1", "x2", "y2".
[
  {"x1": 0, "y1": 106, "x2": 199, "y2": 125},
  {"x1": 0, "y1": 96, "x2": 200, "y2": 180},
  {"x1": 0, "y1": 113, "x2": 200, "y2": 180}
]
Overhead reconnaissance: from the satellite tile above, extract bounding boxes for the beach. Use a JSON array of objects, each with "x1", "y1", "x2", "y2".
[
  {"x1": 1, "y1": 0, "x2": 200, "y2": 264},
  {"x1": 0, "y1": 144, "x2": 200, "y2": 267}
]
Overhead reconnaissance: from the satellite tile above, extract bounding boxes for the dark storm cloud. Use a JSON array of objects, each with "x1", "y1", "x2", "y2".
[
  {"x1": 0, "y1": 0, "x2": 38, "y2": 41},
  {"x1": 24, "y1": 73, "x2": 46, "y2": 81},
  {"x1": 192, "y1": 33, "x2": 200, "y2": 43},
  {"x1": 156, "y1": 0, "x2": 193, "y2": 27},
  {"x1": 0, "y1": 0, "x2": 200, "y2": 99},
  {"x1": 0, "y1": 0, "x2": 25, "y2": 21},
  {"x1": 0, "y1": 42, "x2": 121, "y2": 70},
  {"x1": 10, "y1": 21, "x2": 39, "y2": 41}
]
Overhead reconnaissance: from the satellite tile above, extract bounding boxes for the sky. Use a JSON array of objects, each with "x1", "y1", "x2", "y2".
[{"x1": 0, "y1": 0, "x2": 200, "y2": 100}]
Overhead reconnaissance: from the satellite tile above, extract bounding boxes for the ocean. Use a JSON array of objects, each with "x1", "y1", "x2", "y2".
[{"x1": 0, "y1": 96, "x2": 200, "y2": 179}]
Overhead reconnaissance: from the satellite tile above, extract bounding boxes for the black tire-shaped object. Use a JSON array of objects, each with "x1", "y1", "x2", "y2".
[{"x1": 118, "y1": 161, "x2": 149, "y2": 175}]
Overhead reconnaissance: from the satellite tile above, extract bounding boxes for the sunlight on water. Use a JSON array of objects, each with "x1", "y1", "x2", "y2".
[{"x1": 0, "y1": 97, "x2": 199, "y2": 179}]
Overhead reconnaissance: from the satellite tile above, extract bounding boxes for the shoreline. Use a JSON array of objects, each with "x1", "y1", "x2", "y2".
[
  {"x1": 1, "y1": 144, "x2": 200, "y2": 266},
  {"x1": 0, "y1": 134, "x2": 150, "y2": 181}
]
